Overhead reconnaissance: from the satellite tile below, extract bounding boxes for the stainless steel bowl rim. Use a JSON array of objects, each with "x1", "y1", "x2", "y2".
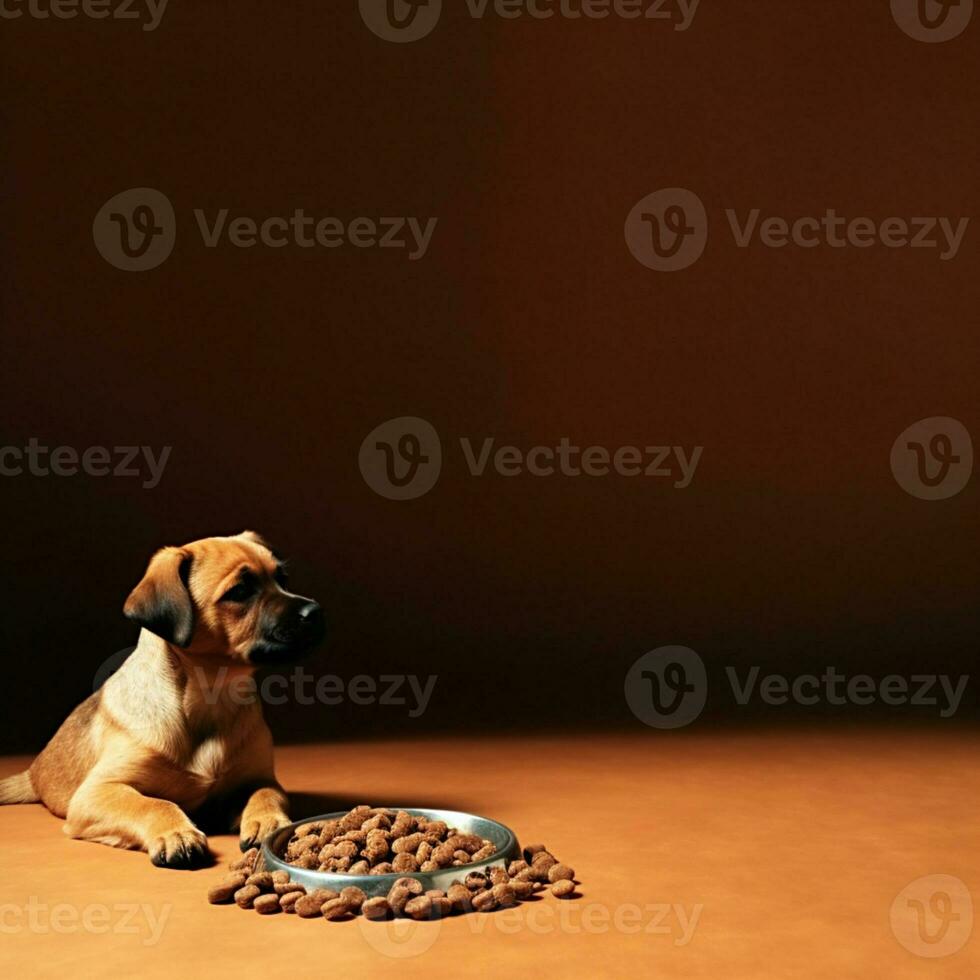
[{"x1": 260, "y1": 807, "x2": 521, "y2": 897}]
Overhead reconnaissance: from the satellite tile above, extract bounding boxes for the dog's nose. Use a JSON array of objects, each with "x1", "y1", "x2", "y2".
[{"x1": 297, "y1": 601, "x2": 323, "y2": 628}]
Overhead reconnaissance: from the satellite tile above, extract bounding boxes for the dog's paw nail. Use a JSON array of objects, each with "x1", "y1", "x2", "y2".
[
  {"x1": 239, "y1": 815, "x2": 289, "y2": 851},
  {"x1": 150, "y1": 830, "x2": 209, "y2": 869}
]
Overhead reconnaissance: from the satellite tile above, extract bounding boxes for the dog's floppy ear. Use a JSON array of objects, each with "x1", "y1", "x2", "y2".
[
  {"x1": 123, "y1": 546, "x2": 195, "y2": 647},
  {"x1": 239, "y1": 529, "x2": 275, "y2": 553}
]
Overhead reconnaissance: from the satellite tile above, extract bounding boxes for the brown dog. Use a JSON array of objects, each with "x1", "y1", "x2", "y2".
[{"x1": 0, "y1": 531, "x2": 325, "y2": 867}]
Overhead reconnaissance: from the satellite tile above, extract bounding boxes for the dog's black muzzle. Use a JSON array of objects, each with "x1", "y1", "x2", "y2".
[{"x1": 248, "y1": 595, "x2": 326, "y2": 664}]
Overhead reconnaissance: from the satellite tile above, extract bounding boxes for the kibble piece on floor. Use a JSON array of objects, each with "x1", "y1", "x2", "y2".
[
  {"x1": 508, "y1": 860, "x2": 529, "y2": 877},
  {"x1": 339, "y1": 886, "x2": 367, "y2": 912},
  {"x1": 447, "y1": 883, "x2": 472, "y2": 913},
  {"x1": 464, "y1": 872, "x2": 488, "y2": 891},
  {"x1": 403, "y1": 896, "x2": 433, "y2": 921},
  {"x1": 274, "y1": 880, "x2": 304, "y2": 896},
  {"x1": 548, "y1": 863, "x2": 575, "y2": 883},
  {"x1": 271, "y1": 870, "x2": 290, "y2": 886},
  {"x1": 551, "y1": 880, "x2": 576, "y2": 899},
  {"x1": 522, "y1": 844, "x2": 547, "y2": 863},
  {"x1": 361, "y1": 897, "x2": 391, "y2": 920},
  {"x1": 488, "y1": 866, "x2": 510, "y2": 886},
  {"x1": 387, "y1": 885, "x2": 413, "y2": 916},
  {"x1": 431, "y1": 896, "x2": 453, "y2": 918},
  {"x1": 530, "y1": 860, "x2": 555, "y2": 882},
  {"x1": 245, "y1": 872, "x2": 274, "y2": 892},
  {"x1": 511, "y1": 879, "x2": 535, "y2": 900},
  {"x1": 321, "y1": 898, "x2": 351, "y2": 921},
  {"x1": 234, "y1": 885, "x2": 261, "y2": 909},
  {"x1": 280, "y1": 891, "x2": 306, "y2": 913},
  {"x1": 294, "y1": 889, "x2": 338, "y2": 918},
  {"x1": 230, "y1": 848, "x2": 259, "y2": 872},
  {"x1": 254, "y1": 894, "x2": 281, "y2": 915},
  {"x1": 492, "y1": 883, "x2": 516, "y2": 907},
  {"x1": 208, "y1": 873, "x2": 247, "y2": 904},
  {"x1": 472, "y1": 890, "x2": 497, "y2": 913}
]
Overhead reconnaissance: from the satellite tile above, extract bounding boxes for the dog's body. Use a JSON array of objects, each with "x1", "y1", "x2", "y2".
[{"x1": 0, "y1": 531, "x2": 325, "y2": 867}]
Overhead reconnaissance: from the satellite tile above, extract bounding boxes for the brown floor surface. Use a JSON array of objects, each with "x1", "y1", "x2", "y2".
[{"x1": 0, "y1": 731, "x2": 977, "y2": 979}]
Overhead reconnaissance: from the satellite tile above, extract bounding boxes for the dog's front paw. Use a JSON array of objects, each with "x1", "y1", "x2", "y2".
[
  {"x1": 240, "y1": 812, "x2": 291, "y2": 852},
  {"x1": 150, "y1": 828, "x2": 210, "y2": 869}
]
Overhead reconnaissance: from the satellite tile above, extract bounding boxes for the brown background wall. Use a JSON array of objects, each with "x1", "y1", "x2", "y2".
[{"x1": 1, "y1": 1, "x2": 977, "y2": 752}]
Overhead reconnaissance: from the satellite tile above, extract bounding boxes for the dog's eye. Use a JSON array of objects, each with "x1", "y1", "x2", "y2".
[{"x1": 222, "y1": 581, "x2": 254, "y2": 603}]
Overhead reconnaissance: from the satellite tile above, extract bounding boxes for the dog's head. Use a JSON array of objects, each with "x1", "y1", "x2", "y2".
[{"x1": 123, "y1": 531, "x2": 325, "y2": 665}]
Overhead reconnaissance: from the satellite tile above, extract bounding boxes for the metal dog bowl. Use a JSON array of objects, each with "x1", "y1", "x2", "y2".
[{"x1": 260, "y1": 807, "x2": 521, "y2": 898}]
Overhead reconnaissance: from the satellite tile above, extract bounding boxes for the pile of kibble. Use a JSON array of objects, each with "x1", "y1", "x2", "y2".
[
  {"x1": 284, "y1": 805, "x2": 501, "y2": 875},
  {"x1": 207, "y1": 805, "x2": 578, "y2": 920}
]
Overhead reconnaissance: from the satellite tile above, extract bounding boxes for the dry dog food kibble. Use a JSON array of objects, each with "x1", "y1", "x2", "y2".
[
  {"x1": 234, "y1": 885, "x2": 260, "y2": 909},
  {"x1": 551, "y1": 879, "x2": 577, "y2": 899},
  {"x1": 361, "y1": 897, "x2": 391, "y2": 920},
  {"x1": 254, "y1": 894, "x2": 281, "y2": 915},
  {"x1": 207, "y1": 873, "x2": 247, "y2": 904},
  {"x1": 206, "y1": 805, "x2": 580, "y2": 926},
  {"x1": 279, "y1": 890, "x2": 306, "y2": 912},
  {"x1": 281, "y1": 809, "x2": 498, "y2": 875},
  {"x1": 321, "y1": 898, "x2": 351, "y2": 921}
]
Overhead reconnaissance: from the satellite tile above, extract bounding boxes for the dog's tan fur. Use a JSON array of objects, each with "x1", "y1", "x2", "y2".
[{"x1": 0, "y1": 531, "x2": 323, "y2": 868}]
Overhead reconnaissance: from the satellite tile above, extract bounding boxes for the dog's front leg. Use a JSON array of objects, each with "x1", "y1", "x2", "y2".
[
  {"x1": 65, "y1": 778, "x2": 209, "y2": 868},
  {"x1": 235, "y1": 781, "x2": 292, "y2": 851}
]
